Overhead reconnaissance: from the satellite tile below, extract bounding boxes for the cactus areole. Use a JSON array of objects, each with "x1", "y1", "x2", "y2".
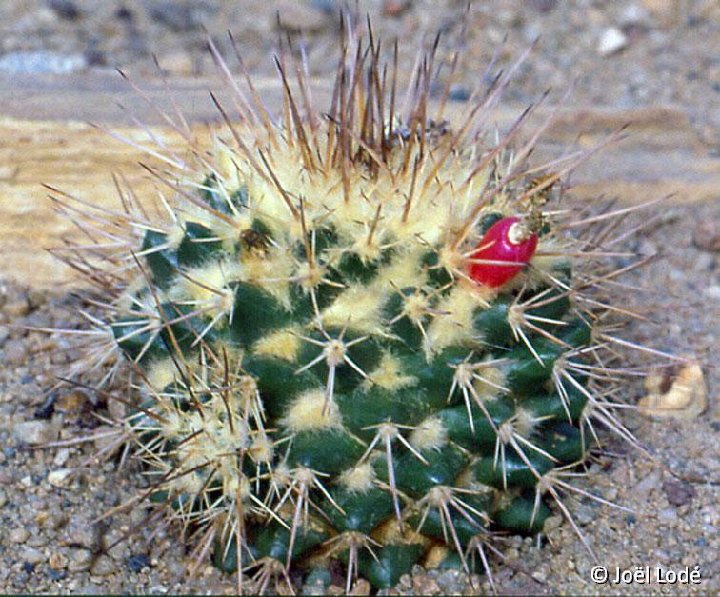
[
  {"x1": 468, "y1": 216, "x2": 539, "y2": 288},
  {"x1": 55, "y1": 25, "x2": 649, "y2": 595}
]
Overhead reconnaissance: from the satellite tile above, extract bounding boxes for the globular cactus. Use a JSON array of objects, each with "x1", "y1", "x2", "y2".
[{"x1": 56, "y1": 27, "x2": 646, "y2": 593}]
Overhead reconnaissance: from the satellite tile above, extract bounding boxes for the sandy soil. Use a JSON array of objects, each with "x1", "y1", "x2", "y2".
[{"x1": 0, "y1": 1, "x2": 719, "y2": 594}]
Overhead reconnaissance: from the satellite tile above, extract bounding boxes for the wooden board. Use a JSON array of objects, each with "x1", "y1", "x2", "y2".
[{"x1": 1, "y1": 72, "x2": 719, "y2": 288}]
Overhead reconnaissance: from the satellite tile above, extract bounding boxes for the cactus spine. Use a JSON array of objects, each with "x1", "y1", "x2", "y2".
[{"x1": 56, "y1": 28, "x2": 646, "y2": 593}]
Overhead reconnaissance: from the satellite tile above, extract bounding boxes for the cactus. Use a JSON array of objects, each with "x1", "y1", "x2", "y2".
[{"x1": 54, "y1": 28, "x2": 650, "y2": 594}]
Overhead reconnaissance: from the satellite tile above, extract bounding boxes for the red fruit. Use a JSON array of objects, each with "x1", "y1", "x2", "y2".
[{"x1": 468, "y1": 216, "x2": 538, "y2": 288}]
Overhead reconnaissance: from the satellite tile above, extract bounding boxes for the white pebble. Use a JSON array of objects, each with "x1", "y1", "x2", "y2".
[
  {"x1": 48, "y1": 468, "x2": 75, "y2": 488},
  {"x1": 597, "y1": 27, "x2": 629, "y2": 56},
  {"x1": 52, "y1": 448, "x2": 71, "y2": 467}
]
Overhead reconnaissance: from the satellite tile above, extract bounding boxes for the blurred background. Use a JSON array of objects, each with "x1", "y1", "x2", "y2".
[{"x1": 1, "y1": 0, "x2": 719, "y2": 133}]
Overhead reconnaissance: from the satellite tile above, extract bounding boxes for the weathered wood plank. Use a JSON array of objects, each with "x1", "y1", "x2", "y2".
[{"x1": 1, "y1": 73, "x2": 718, "y2": 287}]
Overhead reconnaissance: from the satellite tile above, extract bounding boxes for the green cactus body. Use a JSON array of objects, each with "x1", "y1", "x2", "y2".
[
  {"x1": 115, "y1": 147, "x2": 594, "y2": 586},
  {"x1": 61, "y1": 29, "x2": 645, "y2": 593}
]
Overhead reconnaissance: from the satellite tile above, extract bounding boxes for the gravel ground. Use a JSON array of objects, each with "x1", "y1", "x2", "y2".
[{"x1": 1, "y1": 0, "x2": 719, "y2": 594}]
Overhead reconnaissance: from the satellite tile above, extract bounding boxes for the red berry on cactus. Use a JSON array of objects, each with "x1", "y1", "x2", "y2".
[{"x1": 468, "y1": 216, "x2": 538, "y2": 288}]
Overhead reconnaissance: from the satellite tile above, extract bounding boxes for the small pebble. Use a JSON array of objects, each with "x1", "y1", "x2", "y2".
[
  {"x1": 127, "y1": 553, "x2": 151, "y2": 573},
  {"x1": 532, "y1": 569, "x2": 548, "y2": 583},
  {"x1": 635, "y1": 470, "x2": 661, "y2": 494},
  {"x1": 68, "y1": 548, "x2": 93, "y2": 572},
  {"x1": 48, "y1": 468, "x2": 75, "y2": 488},
  {"x1": 21, "y1": 547, "x2": 46, "y2": 566},
  {"x1": 597, "y1": 27, "x2": 629, "y2": 56},
  {"x1": 412, "y1": 573, "x2": 440, "y2": 594},
  {"x1": 47, "y1": 568, "x2": 67, "y2": 581},
  {"x1": 604, "y1": 487, "x2": 618, "y2": 502},
  {"x1": 435, "y1": 569, "x2": 461, "y2": 593},
  {"x1": 52, "y1": 448, "x2": 71, "y2": 467},
  {"x1": 663, "y1": 479, "x2": 696, "y2": 507},
  {"x1": 10, "y1": 528, "x2": 31, "y2": 544},
  {"x1": 574, "y1": 503, "x2": 595, "y2": 526},
  {"x1": 65, "y1": 516, "x2": 101, "y2": 550},
  {"x1": 639, "y1": 364, "x2": 707, "y2": 419},
  {"x1": 90, "y1": 554, "x2": 116, "y2": 576},
  {"x1": 28, "y1": 533, "x2": 49, "y2": 549},
  {"x1": 49, "y1": 551, "x2": 69, "y2": 570},
  {"x1": 2, "y1": 339, "x2": 28, "y2": 366},
  {"x1": 13, "y1": 420, "x2": 57, "y2": 445}
]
